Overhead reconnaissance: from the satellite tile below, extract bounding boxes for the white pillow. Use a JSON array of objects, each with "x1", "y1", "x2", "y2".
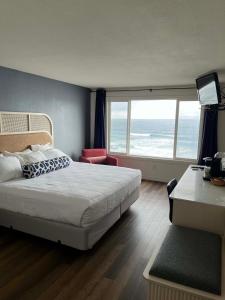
[
  {"x1": 0, "y1": 156, "x2": 22, "y2": 182},
  {"x1": 3, "y1": 149, "x2": 32, "y2": 164},
  {"x1": 31, "y1": 143, "x2": 53, "y2": 152},
  {"x1": 43, "y1": 148, "x2": 69, "y2": 160},
  {"x1": 4, "y1": 150, "x2": 47, "y2": 166},
  {"x1": 20, "y1": 151, "x2": 47, "y2": 165},
  {"x1": 21, "y1": 148, "x2": 32, "y2": 154}
]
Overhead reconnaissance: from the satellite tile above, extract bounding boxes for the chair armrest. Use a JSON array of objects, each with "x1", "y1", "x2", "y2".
[
  {"x1": 79, "y1": 156, "x2": 92, "y2": 163},
  {"x1": 106, "y1": 155, "x2": 118, "y2": 166}
]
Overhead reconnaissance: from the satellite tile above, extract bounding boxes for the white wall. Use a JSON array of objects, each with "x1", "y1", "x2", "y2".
[
  {"x1": 117, "y1": 155, "x2": 190, "y2": 182},
  {"x1": 90, "y1": 87, "x2": 225, "y2": 182}
]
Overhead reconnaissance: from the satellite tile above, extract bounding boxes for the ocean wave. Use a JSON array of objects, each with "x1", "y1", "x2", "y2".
[
  {"x1": 130, "y1": 132, "x2": 174, "y2": 138},
  {"x1": 130, "y1": 133, "x2": 150, "y2": 137}
]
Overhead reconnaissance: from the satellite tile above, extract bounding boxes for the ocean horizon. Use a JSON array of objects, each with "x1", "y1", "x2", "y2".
[{"x1": 110, "y1": 118, "x2": 200, "y2": 159}]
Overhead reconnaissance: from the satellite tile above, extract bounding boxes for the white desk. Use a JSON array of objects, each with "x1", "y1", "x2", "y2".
[{"x1": 171, "y1": 165, "x2": 225, "y2": 235}]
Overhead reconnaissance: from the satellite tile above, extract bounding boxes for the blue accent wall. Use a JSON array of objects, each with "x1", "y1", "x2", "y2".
[{"x1": 0, "y1": 66, "x2": 90, "y2": 160}]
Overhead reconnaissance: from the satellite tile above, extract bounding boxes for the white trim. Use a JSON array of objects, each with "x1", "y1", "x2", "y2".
[
  {"x1": 173, "y1": 100, "x2": 179, "y2": 159},
  {"x1": 126, "y1": 100, "x2": 131, "y2": 154},
  {"x1": 197, "y1": 106, "x2": 205, "y2": 159},
  {"x1": 107, "y1": 101, "x2": 111, "y2": 152}
]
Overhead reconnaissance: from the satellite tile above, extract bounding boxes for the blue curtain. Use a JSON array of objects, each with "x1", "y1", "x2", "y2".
[
  {"x1": 94, "y1": 88, "x2": 106, "y2": 148},
  {"x1": 198, "y1": 108, "x2": 218, "y2": 165}
]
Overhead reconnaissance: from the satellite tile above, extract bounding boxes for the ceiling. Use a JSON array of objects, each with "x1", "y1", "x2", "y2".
[{"x1": 0, "y1": 0, "x2": 225, "y2": 88}]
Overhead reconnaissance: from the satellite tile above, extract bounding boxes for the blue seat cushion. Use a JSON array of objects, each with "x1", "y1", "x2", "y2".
[{"x1": 149, "y1": 225, "x2": 221, "y2": 295}]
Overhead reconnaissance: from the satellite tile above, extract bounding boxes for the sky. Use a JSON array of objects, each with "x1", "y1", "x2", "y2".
[{"x1": 111, "y1": 100, "x2": 200, "y2": 119}]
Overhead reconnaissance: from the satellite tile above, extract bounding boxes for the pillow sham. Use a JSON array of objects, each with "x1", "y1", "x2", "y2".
[
  {"x1": 31, "y1": 143, "x2": 53, "y2": 151},
  {"x1": 20, "y1": 151, "x2": 47, "y2": 165},
  {"x1": 0, "y1": 156, "x2": 22, "y2": 182},
  {"x1": 22, "y1": 156, "x2": 71, "y2": 179},
  {"x1": 3, "y1": 148, "x2": 32, "y2": 164},
  {"x1": 43, "y1": 148, "x2": 69, "y2": 160},
  {"x1": 4, "y1": 150, "x2": 47, "y2": 166}
]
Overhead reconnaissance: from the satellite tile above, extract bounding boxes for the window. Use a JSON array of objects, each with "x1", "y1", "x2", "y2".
[
  {"x1": 108, "y1": 99, "x2": 201, "y2": 160},
  {"x1": 109, "y1": 102, "x2": 128, "y2": 153},
  {"x1": 176, "y1": 101, "x2": 201, "y2": 159},
  {"x1": 130, "y1": 100, "x2": 176, "y2": 158}
]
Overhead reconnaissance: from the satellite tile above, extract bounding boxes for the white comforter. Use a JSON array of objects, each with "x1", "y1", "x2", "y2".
[{"x1": 0, "y1": 162, "x2": 141, "y2": 227}]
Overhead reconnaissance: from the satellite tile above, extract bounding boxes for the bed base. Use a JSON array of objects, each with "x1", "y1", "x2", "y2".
[{"x1": 0, "y1": 188, "x2": 139, "y2": 250}]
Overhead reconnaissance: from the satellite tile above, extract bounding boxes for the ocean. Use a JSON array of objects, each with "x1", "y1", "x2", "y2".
[{"x1": 110, "y1": 118, "x2": 200, "y2": 159}]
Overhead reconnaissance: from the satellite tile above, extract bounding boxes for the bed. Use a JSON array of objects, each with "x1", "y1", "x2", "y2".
[{"x1": 0, "y1": 112, "x2": 141, "y2": 250}]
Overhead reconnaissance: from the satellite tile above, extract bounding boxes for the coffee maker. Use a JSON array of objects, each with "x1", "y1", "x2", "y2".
[
  {"x1": 203, "y1": 153, "x2": 225, "y2": 179},
  {"x1": 209, "y1": 152, "x2": 225, "y2": 178},
  {"x1": 211, "y1": 158, "x2": 225, "y2": 178}
]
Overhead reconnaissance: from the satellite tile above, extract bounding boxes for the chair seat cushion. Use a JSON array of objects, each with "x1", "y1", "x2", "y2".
[
  {"x1": 149, "y1": 225, "x2": 222, "y2": 295},
  {"x1": 87, "y1": 156, "x2": 106, "y2": 164}
]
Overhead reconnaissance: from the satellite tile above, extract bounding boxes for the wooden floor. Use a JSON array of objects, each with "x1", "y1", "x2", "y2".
[{"x1": 0, "y1": 181, "x2": 170, "y2": 300}]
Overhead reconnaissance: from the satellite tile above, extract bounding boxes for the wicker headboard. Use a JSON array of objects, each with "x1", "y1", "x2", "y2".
[{"x1": 0, "y1": 111, "x2": 53, "y2": 153}]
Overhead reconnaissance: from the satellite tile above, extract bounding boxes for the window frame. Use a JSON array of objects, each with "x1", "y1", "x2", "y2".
[{"x1": 107, "y1": 97, "x2": 202, "y2": 162}]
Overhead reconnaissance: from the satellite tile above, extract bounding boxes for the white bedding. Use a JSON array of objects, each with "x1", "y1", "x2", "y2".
[{"x1": 0, "y1": 162, "x2": 141, "y2": 227}]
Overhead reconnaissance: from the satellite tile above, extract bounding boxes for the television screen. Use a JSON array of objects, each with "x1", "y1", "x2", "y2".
[{"x1": 196, "y1": 72, "x2": 221, "y2": 106}]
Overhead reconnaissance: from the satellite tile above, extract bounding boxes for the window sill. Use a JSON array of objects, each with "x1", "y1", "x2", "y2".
[{"x1": 109, "y1": 153, "x2": 197, "y2": 165}]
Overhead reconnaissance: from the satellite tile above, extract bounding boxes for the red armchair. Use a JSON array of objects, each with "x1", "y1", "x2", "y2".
[{"x1": 79, "y1": 148, "x2": 118, "y2": 166}]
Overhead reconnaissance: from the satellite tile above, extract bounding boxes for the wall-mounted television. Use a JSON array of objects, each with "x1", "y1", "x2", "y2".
[{"x1": 196, "y1": 72, "x2": 221, "y2": 106}]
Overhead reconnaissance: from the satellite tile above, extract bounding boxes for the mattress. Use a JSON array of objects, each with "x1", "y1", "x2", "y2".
[{"x1": 0, "y1": 162, "x2": 141, "y2": 227}]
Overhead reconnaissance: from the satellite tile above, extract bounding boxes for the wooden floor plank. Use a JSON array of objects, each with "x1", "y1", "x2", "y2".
[{"x1": 0, "y1": 180, "x2": 169, "y2": 300}]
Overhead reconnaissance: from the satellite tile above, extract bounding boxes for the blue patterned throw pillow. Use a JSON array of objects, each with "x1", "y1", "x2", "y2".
[{"x1": 22, "y1": 156, "x2": 70, "y2": 179}]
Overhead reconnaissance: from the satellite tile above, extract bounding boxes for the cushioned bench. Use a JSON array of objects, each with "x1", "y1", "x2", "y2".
[{"x1": 144, "y1": 225, "x2": 224, "y2": 300}]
